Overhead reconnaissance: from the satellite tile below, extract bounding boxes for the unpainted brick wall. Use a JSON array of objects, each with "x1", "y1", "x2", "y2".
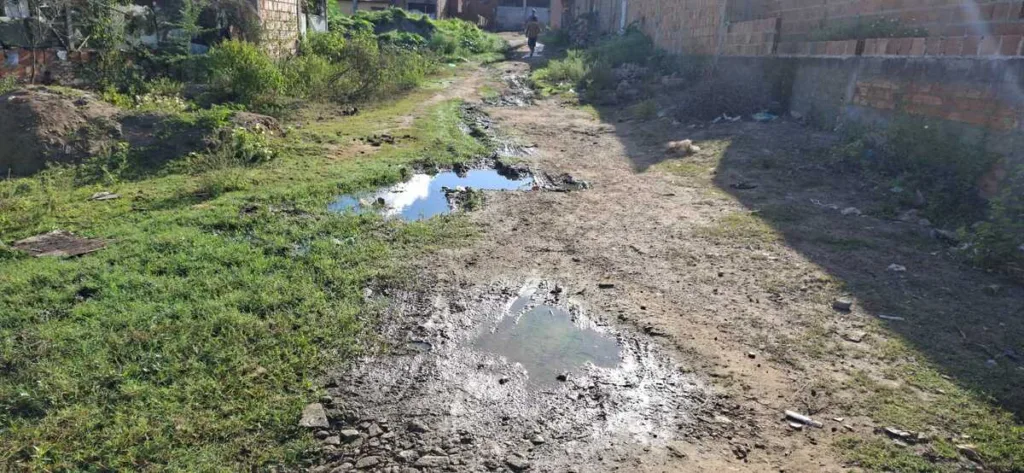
[{"x1": 259, "y1": 0, "x2": 301, "y2": 56}]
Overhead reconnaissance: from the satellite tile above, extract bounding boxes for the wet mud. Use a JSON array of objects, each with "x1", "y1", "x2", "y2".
[{"x1": 310, "y1": 280, "x2": 717, "y2": 472}]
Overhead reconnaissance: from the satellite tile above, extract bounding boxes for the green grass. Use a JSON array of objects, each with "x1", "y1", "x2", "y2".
[
  {"x1": 0, "y1": 88, "x2": 486, "y2": 470},
  {"x1": 696, "y1": 211, "x2": 780, "y2": 246}
]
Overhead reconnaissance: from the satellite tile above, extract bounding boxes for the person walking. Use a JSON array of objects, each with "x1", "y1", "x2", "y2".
[{"x1": 524, "y1": 10, "x2": 542, "y2": 57}]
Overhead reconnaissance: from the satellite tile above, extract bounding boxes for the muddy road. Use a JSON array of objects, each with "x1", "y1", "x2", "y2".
[{"x1": 308, "y1": 39, "x2": 1024, "y2": 473}]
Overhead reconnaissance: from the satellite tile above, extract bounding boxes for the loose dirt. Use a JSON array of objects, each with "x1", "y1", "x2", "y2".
[{"x1": 311, "y1": 40, "x2": 1023, "y2": 472}]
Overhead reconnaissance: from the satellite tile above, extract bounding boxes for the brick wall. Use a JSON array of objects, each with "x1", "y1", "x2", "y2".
[
  {"x1": 259, "y1": 0, "x2": 301, "y2": 56},
  {"x1": 721, "y1": 17, "x2": 779, "y2": 55},
  {"x1": 763, "y1": 0, "x2": 1024, "y2": 42},
  {"x1": 1, "y1": 48, "x2": 89, "y2": 83},
  {"x1": 624, "y1": 0, "x2": 728, "y2": 54}
]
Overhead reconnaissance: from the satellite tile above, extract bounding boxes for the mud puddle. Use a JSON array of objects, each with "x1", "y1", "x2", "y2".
[
  {"x1": 311, "y1": 280, "x2": 718, "y2": 472},
  {"x1": 473, "y1": 298, "x2": 620, "y2": 388},
  {"x1": 328, "y1": 169, "x2": 534, "y2": 221}
]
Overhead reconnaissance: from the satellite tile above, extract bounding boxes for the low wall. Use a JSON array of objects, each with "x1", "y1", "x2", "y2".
[{"x1": 711, "y1": 55, "x2": 1024, "y2": 164}]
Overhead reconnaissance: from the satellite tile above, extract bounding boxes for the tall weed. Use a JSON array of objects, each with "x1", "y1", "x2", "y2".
[{"x1": 206, "y1": 40, "x2": 284, "y2": 106}]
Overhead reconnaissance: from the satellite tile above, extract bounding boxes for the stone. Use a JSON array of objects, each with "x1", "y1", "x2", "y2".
[
  {"x1": 842, "y1": 331, "x2": 867, "y2": 343},
  {"x1": 397, "y1": 450, "x2": 419, "y2": 462},
  {"x1": 407, "y1": 420, "x2": 430, "y2": 433},
  {"x1": 355, "y1": 456, "x2": 381, "y2": 469},
  {"x1": 340, "y1": 429, "x2": 361, "y2": 442},
  {"x1": 958, "y1": 444, "x2": 982, "y2": 463},
  {"x1": 505, "y1": 455, "x2": 531, "y2": 471},
  {"x1": 323, "y1": 436, "x2": 341, "y2": 446},
  {"x1": 333, "y1": 463, "x2": 354, "y2": 472},
  {"x1": 368, "y1": 423, "x2": 383, "y2": 437},
  {"x1": 529, "y1": 434, "x2": 545, "y2": 445},
  {"x1": 918, "y1": 218, "x2": 931, "y2": 227},
  {"x1": 315, "y1": 430, "x2": 331, "y2": 440},
  {"x1": 887, "y1": 263, "x2": 907, "y2": 272},
  {"x1": 832, "y1": 298, "x2": 853, "y2": 311},
  {"x1": 840, "y1": 207, "x2": 861, "y2": 216},
  {"x1": 556, "y1": 372, "x2": 569, "y2": 382},
  {"x1": 299, "y1": 403, "x2": 330, "y2": 429},
  {"x1": 414, "y1": 455, "x2": 449, "y2": 468}
]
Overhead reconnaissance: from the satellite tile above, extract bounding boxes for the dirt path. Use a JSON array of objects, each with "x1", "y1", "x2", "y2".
[{"x1": 311, "y1": 44, "x2": 1023, "y2": 473}]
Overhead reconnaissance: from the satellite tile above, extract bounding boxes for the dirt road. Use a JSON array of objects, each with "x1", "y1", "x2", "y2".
[{"x1": 311, "y1": 40, "x2": 1024, "y2": 473}]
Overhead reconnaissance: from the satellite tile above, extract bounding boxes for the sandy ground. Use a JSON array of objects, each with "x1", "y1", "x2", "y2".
[{"x1": 309, "y1": 39, "x2": 1023, "y2": 473}]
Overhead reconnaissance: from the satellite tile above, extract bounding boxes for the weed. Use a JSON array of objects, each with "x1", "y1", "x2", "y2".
[
  {"x1": 183, "y1": 127, "x2": 278, "y2": 174},
  {"x1": 206, "y1": 40, "x2": 285, "y2": 106},
  {"x1": 532, "y1": 50, "x2": 588, "y2": 92},
  {"x1": 631, "y1": 99, "x2": 657, "y2": 120},
  {"x1": 969, "y1": 163, "x2": 1024, "y2": 276},
  {"x1": 696, "y1": 211, "x2": 780, "y2": 246},
  {"x1": 0, "y1": 76, "x2": 16, "y2": 95}
]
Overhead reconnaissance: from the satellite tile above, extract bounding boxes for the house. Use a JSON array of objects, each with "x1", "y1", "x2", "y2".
[{"x1": 337, "y1": 0, "x2": 444, "y2": 18}]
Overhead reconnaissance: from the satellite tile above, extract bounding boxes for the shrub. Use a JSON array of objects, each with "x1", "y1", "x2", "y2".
[
  {"x1": 970, "y1": 163, "x2": 1024, "y2": 274},
  {"x1": 0, "y1": 76, "x2": 17, "y2": 95},
  {"x1": 185, "y1": 126, "x2": 277, "y2": 173},
  {"x1": 586, "y1": 29, "x2": 655, "y2": 68},
  {"x1": 532, "y1": 50, "x2": 588, "y2": 91},
  {"x1": 205, "y1": 40, "x2": 284, "y2": 106}
]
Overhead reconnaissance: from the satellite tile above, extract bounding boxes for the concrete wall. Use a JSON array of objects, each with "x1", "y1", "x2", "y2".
[{"x1": 496, "y1": 5, "x2": 549, "y2": 30}]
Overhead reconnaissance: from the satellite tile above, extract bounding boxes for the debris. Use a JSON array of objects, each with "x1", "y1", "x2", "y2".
[
  {"x1": 985, "y1": 359, "x2": 997, "y2": 368},
  {"x1": 784, "y1": 410, "x2": 823, "y2": 428},
  {"x1": 666, "y1": 443, "x2": 687, "y2": 458},
  {"x1": 597, "y1": 282, "x2": 616, "y2": 289},
  {"x1": 840, "y1": 207, "x2": 862, "y2": 216},
  {"x1": 746, "y1": 351, "x2": 757, "y2": 359},
  {"x1": 665, "y1": 139, "x2": 701, "y2": 156},
  {"x1": 340, "y1": 429, "x2": 361, "y2": 441},
  {"x1": 788, "y1": 422, "x2": 804, "y2": 430},
  {"x1": 883, "y1": 427, "x2": 913, "y2": 440},
  {"x1": 832, "y1": 298, "x2": 854, "y2": 312},
  {"x1": 415, "y1": 455, "x2": 450, "y2": 468},
  {"x1": 397, "y1": 450, "x2": 420, "y2": 462},
  {"x1": 983, "y1": 284, "x2": 1002, "y2": 296},
  {"x1": 878, "y1": 314, "x2": 905, "y2": 321},
  {"x1": 556, "y1": 372, "x2": 569, "y2": 382},
  {"x1": 89, "y1": 191, "x2": 120, "y2": 201},
  {"x1": 730, "y1": 181, "x2": 758, "y2": 190},
  {"x1": 530, "y1": 434, "x2": 545, "y2": 445},
  {"x1": 751, "y1": 111, "x2": 778, "y2": 122},
  {"x1": 712, "y1": 113, "x2": 742, "y2": 124},
  {"x1": 298, "y1": 403, "x2": 329, "y2": 429},
  {"x1": 833, "y1": 417, "x2": 845, "y2": 422},
  {"x1": 886, "y1": 264, "x2": 907, "y2": 272},
  {"x1": 12, "y1": 230, "x2": 106, "y2": 258},
  {"x1": 323, "y1": 435, "x2": 341, "y2": 446}
]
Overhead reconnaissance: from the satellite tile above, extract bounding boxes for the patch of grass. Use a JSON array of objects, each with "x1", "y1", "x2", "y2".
[
  {"x1": 631, "y1": 99, "x2": 657, "y2": 120},
  {"x1": 0, "y1": 95, "x2": 482, "y2": 470},
  {"x1": 696, "y1": 211, "x2": 780, "y2": 246},
  {"x1": 838, "y1": 437, "x2": 950, "y2": 473},
  {"x1": 531, "y1": 50, "x2": 587, "y2": 94}
]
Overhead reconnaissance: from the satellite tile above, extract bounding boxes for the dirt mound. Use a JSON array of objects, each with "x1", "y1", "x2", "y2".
[{"x1": 0, "y1": 87, "x2": 122, "y2": 176}]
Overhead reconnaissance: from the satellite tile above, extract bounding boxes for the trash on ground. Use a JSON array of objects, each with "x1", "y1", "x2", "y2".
[
  {"x1": 784, "y1": 410, "x2": 823, "y2": 428},
  {"x1": 887, "y1": 263, "x2": 907, "y2": 272},
  {"x1": 665, "y1": 139, "x2": 701, "y2": 156},
  {"x1": 89, "y1": 191, "x2": 120, "y2": 201},
  {"x1": 878, "y1": 314, "x2": 905, "y2": 321},
  {"x1": 751, "y1": 111, "x2": 778, "y2": 122},
  {"x1": 832, "y1": 297, "x2": 853, "y2": 311},
  {"x1": 12, "y1": 230, "x2": 106, "y2": 258}
]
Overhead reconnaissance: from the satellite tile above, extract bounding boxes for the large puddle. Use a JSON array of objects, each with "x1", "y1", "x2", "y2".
[
  {"x1": 473, "y1": 300, "x2": 621, "y2": 388},
  {"x1": 328, "y1": 170, "x2": 533, "y2": 221}
]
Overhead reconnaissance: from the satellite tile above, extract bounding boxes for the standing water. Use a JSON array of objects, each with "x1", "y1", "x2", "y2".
[
  {"x1": 473, "y1": 300, "x2": 621, "y2": 388},
  {"x1": 328, "y1": 170, "x2": 533, "y2": 221}
]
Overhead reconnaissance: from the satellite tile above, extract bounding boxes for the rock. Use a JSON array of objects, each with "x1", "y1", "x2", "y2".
[
  {"x1": 323, "y1": 436, "x2": 341, "y2": 446},
  {"x1": 505, "y1": 455, "x2": 531, "y2": 471},
  {"x1": 746, "y1": 351, "x2": 757, "y2": 359},
  {"x1": 299, "y1": 403, "x2": 330, "y2": 429},
  {"x1": 315, "y1": 430, "x2": 331, "y2": 440},
  {"x1": 355, "y1": 456, "x2": 381, "y2": 469},
  {"x1": 918, "y1": 218, "x2": 931, "y2": 227},
  {"x1": 340, "y1": 429, "x2": 362, "y2": 442},
  {"x1": 556, "y1": 372, "x2": 569, "y2": 382},
  {"x1": 498, "y1": 377, "x2": 510, "y2": 385},
  {"x1": 333, "y1": 463, "x2": 354, "y2": 472},
  {"x1": 842, "y1": 331, "x2": 867, "y2": 343},
  {"x1": 912, "y1": 190, "x2": 927, "y2": 208},
  {"x1": 887, "y1": 263, "x2": 907, "y2": 272},
  {"x1": 840, "y1": 207, "x2": 862, "y2": 216},
  {"x1": 407, "y1": 420, "x2": 430, "y2": 433},
  {"x1": 983, "y1": 284, "x2": 1003, "y2": 296},
  {"x1": 832, "y1": 298, "x2": 853, "y2": 312},
  {"x1": 958, "y1": 444, "x2": 983, "y2": 463},
  {"x1": 368, "y1": 423, "x2": 383, "y2": 437},
  {"x1": 932, "y1": 229, "x2": 960, "y2": 245},
  {"x1": 397, "y1": 450, "x2": 419, "y2": 463},
  {"x1": 529, "y1": 434, "x2": 545, "y2": 445},
  {"x1": 414, "y1": 455, "x2": 449, "y2": 468},
  {"x1": 229, "y1": 111, "x2": 282, "y2": 134}
]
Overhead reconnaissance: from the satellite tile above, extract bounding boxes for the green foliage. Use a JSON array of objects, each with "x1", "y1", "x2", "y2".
[
  {"x1": 586, "y1": 29, "x2": 655, "y2": 68},
  {"x1": 809, "y1": 16, "x2": 928, "y2": 42},
  {"x1": 631, "y1": 98, "x2": 657, "y2": 120},
  {"x1": 76, "y1": 142, "x2": 134, "y2": 185},
  {"x1": 206, "y1": 40, "x2": 285, "y2": 106},
  {"x1": 833, "y1": 119, "x2": 999, "y2": 225},
  {"x1": 184, "y1": 126, "x2": 278, "y2": 173},
  {"x1": 970, "y1": 162, "x2": 1024, "y2": 274},
  {"x1": 0, "y1": 76, "x2": 17, "y2": 95},
  {"x1": 531, "y1": 50, "x2": 588, "y2": 92}
]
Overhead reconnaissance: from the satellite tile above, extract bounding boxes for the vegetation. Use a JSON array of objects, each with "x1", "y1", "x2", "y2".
[{"x1": 0, "y1": 87, "x2": 485, "y2": 470}]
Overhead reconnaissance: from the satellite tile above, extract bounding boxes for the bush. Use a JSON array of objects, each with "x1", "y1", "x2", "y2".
[
  {"x1": 0, "y1": 76, "x2": 17, "y2": 95},
  {"x1": 206, "y1": 40, "x2": 284, "y2": 106},
  {"x1": 970, "y1": 163, "x2": 1024, "y2": 274},
  {"x1": 185, "y1": 126, "x2": 278, "y2": 173},
  {"x1": 532, "y1": 50, "x2": 588, "y2": 91}
]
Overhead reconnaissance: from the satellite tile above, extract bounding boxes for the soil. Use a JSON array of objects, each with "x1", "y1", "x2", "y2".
[
  {"x1": 0, "y1": 87, "x2": 120, "y2": 176},
  {"x1": 309, "y1": 38, "x2": 1024, "y2": 472}
]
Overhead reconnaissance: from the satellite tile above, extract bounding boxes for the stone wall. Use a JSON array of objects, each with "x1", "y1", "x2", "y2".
[{"x1": 259, "y1": 0, "x2": 302, "y2": 56}]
